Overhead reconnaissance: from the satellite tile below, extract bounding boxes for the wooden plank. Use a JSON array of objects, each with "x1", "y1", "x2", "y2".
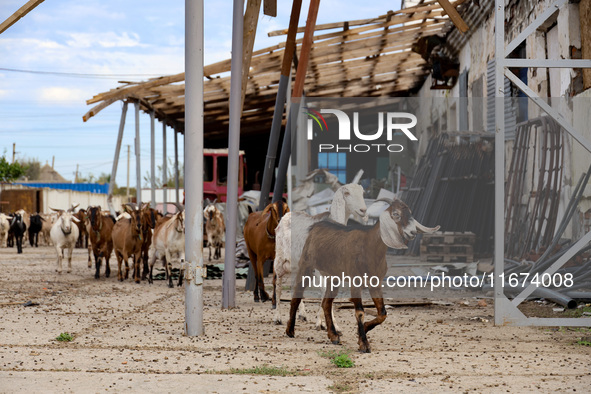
[
  {"x1": 263, "y1": 0, "x2": 276, "y2": 17},
  {"x1": 436, "y1": 0, "x2": 468, "y2": 33},
  {"x1": 0, "y1": 0, "x2": 45, "y2": 35},
  {"x1": 240, "y1": 0, "x2": 263, "y2": 114},
  {"x1": 292, "y1": 0, "x2": 321, "y2": 99}
]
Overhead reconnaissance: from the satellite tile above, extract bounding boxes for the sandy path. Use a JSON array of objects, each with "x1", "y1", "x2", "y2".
[{"x1": 0, "y1": 246, "x2": 590, "y2": 393}]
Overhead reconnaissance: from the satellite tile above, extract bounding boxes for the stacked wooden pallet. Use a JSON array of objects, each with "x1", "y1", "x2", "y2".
[{"x1": 420, "y1": 231, "x2": 475, "y2": 263}]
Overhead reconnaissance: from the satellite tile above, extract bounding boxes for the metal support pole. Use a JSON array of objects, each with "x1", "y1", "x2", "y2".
[
  {"x1": 134, "y1": 101, "x2": 141, "y2": 206},
  {"x1": 163, "y1": 122, "x2": 168, "y2": 215},
  {"x1": 258, "y1": 0, "x2": 303, "y2": 210},
  {"x1": 222, "y1": 0, "x2": 244, "y2": 309},
  {"x1": 184, "y1": 0, "x2": 204, "y2": 336},
  {"x1": 174, "y1": 130, "x2": 180, "y2": 204},
  {"x1": 107, "y1": 101, "x2": 128, "y2": 217},
  {"x1": 150, "y1": 111, "x2": 156, "y2": 208},
  {"x1": 493, "y1": 0, "x2": 506, "y2": 326}
]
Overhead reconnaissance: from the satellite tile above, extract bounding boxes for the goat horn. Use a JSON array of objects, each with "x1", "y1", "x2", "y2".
[
  {"x1": 173, "y1": 202, "x2": 185, "y2": 213},
  {"x1": 68, "y1": 203, "x2": 79, "y2": 212},
  {"x1": 50, "y1": 207, "x2": 64, "y2": 213},
  {"x1": 414, "y1": 220, "x2": 440, "y2": 234}
]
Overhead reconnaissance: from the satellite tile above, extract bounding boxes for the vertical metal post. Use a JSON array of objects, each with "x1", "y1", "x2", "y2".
[
  {"x1": 134, "y1": 101, "x2": 142, "y2": 206},
  {"x1": 494, "y1": 0, "x2": 506, "y2": 326},
  {"x1": 107, "y1": 101, "x2": 128, "y2": 217},
  {"x1": 150, "y1": 111, "x2": 156, "y2": 208},
  {"x1": 174, "y1": 130, "x2": 180, "y2": 204},
  {"x1": 163, "y1": 122, "x2": 168, "y2": 215},
  {"x1": 184, "y1": 0, "x2": 204, "y2": 336},
  {"x1": 258, "y1": 0, "x2": 303, "y2": 210},
  {"x1": 222, "y1": 0, "x2": 244, "y2": 309}
]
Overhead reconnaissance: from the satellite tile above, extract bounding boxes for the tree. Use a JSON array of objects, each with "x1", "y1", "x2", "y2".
[
  {"x1": 18, "y1": 157, "x2": 41, "y2": 180},
  {"x1": 143, "y1": 158, "x2": 184, "y2": 188},
  {"x1": 0, "y1": 155, "x2": 26, "y2": 183}
]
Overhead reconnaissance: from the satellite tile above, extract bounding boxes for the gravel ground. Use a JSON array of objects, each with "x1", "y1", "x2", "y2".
[{"x1": 0, "y1": 245, "x2": 590, "y2": 393}]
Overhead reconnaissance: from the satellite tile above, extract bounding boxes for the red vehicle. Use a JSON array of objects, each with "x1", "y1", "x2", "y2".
[{"x1": 203, "y1": 149, "x2": 246, "y2": 202}]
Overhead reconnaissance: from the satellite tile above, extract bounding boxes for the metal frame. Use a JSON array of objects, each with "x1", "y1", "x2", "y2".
[{"x1": 494, "y1": 0, "x2": 591, "y2": 326}]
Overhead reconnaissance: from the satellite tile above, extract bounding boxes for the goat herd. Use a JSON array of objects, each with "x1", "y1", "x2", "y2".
[
  {"x1": 0, "y1": 202, "x2": 224, "y2": 289},
  {"x1": 1, "y1": 186, "x2": 439, "y2": 353}
]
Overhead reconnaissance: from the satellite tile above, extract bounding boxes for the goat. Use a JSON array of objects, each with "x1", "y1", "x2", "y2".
[
  {"x1": 87, "y1": 206, "x2": 115, "y2": 279},
  {"x1": 148, "y1": 205, "x2": 185, "y2": 287},
  {"x1": 40, "y1": 213, "x2": 56, "y2": 246},
  {"x1": 9, "y1": 213, "x2": 27, "y2": 253},
  {"x1": 286, "y1": 199, "x2": 439, "y2": 353},
  {"x1": 140, "y1": 205, "x2": 161, "y2": 281},
  {"x1": 28, "y1": 214, "x2": 45, "y2": 247},
  {"x1": 112, "y1": 204, "x2": 146, "y2": 283},
  {"x1": 204, "y1": 202, "x2": 225, "y2": 261},
  {"x1": 273, "y1": 184, "x2": 368, "y2": 330},
  {"x1": 243, "y1": 201, "x2": 290, "y2": 302},
  {"x1": 49, "y1": 207, "x2": 81, "y2": 273},
  {"x1": 74, "y1": 209, "x2": 89, "y2": 249},
  {"x1": 0, "y1": 213, "x2": 12, "y2": 248},
  {"x1": 15, "y1": 209, "x2": 30, "y2": 247}
]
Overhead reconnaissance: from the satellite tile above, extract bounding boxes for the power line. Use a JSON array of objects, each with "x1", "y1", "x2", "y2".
[{"x1": 0, "y1": 67, "x2": 166, "y2": 80}]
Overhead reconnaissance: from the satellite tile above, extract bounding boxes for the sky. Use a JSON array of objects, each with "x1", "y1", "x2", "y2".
[{"x1": 0, "y1": 0, "x2": 400, "y2": 188}]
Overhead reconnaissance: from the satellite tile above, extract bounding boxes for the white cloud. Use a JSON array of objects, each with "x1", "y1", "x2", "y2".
[
  {"x1": 66, "y1": 32, "x2": 143, "y2": 49},
  {"x1": 38, "y1": 87, "x2": 88, "y2": 103},
  {"x1": 0, "y1": 89, "x2": 9, "y2": 99}
]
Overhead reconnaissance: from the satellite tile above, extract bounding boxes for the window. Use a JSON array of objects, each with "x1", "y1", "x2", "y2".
[
  {"x1": 318, "y1": 152, "x2": 346, "y2": 183},
  {"x1": 203, "y1": 156, "x2": 213, "y2": 182},
  {"x1": 217, "y1": 156, "x2": 228, "y2": 185}
]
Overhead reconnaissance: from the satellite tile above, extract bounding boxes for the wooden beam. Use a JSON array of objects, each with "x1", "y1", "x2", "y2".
[
  {"x1": 263, "y1": 0, "x2": 276, "y2": 17},
  {"x1": 0, "y1": 0, "x2": 44, "y2": 35},
  {"x1": 292, "y1": 0, "x2": 321, "y2": 98},
  {"x1": 240, "y1": 0, "x2": 262, "y2": 114},
  {"x1": 436, "y1": 0, "x2": 468, "y2": 33}
]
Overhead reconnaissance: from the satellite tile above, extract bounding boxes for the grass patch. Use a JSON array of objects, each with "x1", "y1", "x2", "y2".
[
  {"x1": 211, "y1": 365, "x2": 305, "y2": 377},
  {"x1": 577, "y1": 339, "x2": 591, "y2": 346},
  {"x1": 328, "y1": 383, "x2": 353, "y2": 393},
  {"x1": 318, "y1": 349, "x2": 355, "y2": 368},
  {"x1": 567, "y1": 306, "x2": 591, "y2": 318},
  {"x1": 55, "y1": 332, "x2": 74, "y2": 342}
]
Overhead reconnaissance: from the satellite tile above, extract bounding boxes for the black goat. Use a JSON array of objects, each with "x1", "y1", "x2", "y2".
[
  {"x1": 9, "y1": 213, "x2": 27, "y2": 254},
  {"x1": 28, "y1": 214, "x2": 44, "y2": 247}
]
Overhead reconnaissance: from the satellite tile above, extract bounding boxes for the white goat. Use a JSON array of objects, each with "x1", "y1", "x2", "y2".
[
  {"x1": 50, "y1": 209, "x2": 80, "y2": 274},
  {"x1": 148, "y1": 209, "x2": 185, "y2": 287},
  {"x1": 273, "y1": 183, "x2": 367, "y2": 329},
  {"x1": 0, "y1": 213, "x2": 12, "y2": 247}
]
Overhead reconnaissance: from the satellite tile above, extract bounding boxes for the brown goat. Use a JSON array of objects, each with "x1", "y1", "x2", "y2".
[
  {"x1": 286, "y1": 200, "x2": 439, "y2": 353},
  {"x1": 87, "y1": 206, "x2": 115, "y2": 279},
  {"x1": 111, "y1": 204, "x2": 146, "y2": 283},
  {"x1": 243, "y1": 201, "x2": 289, "y2": 303},
  {"x1": 74, "y1": 209, "x2": 89, "y2": 249},
  {"x1": 140, "y1": 205, "x2": 161, "y2": 280}
]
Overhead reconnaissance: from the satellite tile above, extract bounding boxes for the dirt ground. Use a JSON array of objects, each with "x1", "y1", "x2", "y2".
[{"x1": 1, "y1": 245, "x2": 590, "y2": 393}]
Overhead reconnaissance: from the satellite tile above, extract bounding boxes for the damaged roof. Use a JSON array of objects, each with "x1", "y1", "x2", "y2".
[{"x1": 84, "y1": 0, "x2": 470, "y2": 141}]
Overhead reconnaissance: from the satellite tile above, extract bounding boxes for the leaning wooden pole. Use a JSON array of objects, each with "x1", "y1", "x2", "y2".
[
  {"x1": 258, "y1": 0, "x2": 303, "y2": 211},
  {"x1": 272, "y1": 0, "x2": 320, "y2": 202}
]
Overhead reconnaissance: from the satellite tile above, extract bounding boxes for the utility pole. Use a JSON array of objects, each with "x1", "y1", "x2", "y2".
[
  {"x1": 12, "y1": 143, "x2": 15, "y2": 163},
  {"x1": 75, "y1": 164, "x2": 79, "y2": 183},
  {"x1": 127, "y1": 144, "x2": 130, "y2": 202}
]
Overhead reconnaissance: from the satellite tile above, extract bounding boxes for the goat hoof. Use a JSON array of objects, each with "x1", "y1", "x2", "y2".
[
  {"x1": 315, "y1": 324, "x2": 326, "y2": 331},
  {"x1": 272, "y1": 304, "x2": 276, "y2": 310},
  {"x1": 331, "y1": 339, "x2": 341, "y2": 345},
  {"x1": 168, "y1": 284, "x2": 174, "y2": 288},
  {"x1": 254, "y1": 298, "x2": 260, "y2": 303},
  {"x1": 298, "y1": 315, "x2": 307, "y2": 322},
  {"x1": 286, "y1": 328, "x2": 294, "y2": 338},
  {"x1": 274, "y1": 319, "x2": 282, "y2": 325}
]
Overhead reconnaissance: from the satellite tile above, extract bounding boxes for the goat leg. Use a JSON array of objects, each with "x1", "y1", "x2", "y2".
[
  {"x1": 94, "y1": 253, "x2": 101, "y2": 279},
  {"x1": 363, "y1": 289, "x2": 388, "y2": 335},
  {"x1": 322, "y1": 288, "x2": 340, "y2": 345},
  {"x1": 351, "y1": 294, "x2": 370, "y2": 353}
]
